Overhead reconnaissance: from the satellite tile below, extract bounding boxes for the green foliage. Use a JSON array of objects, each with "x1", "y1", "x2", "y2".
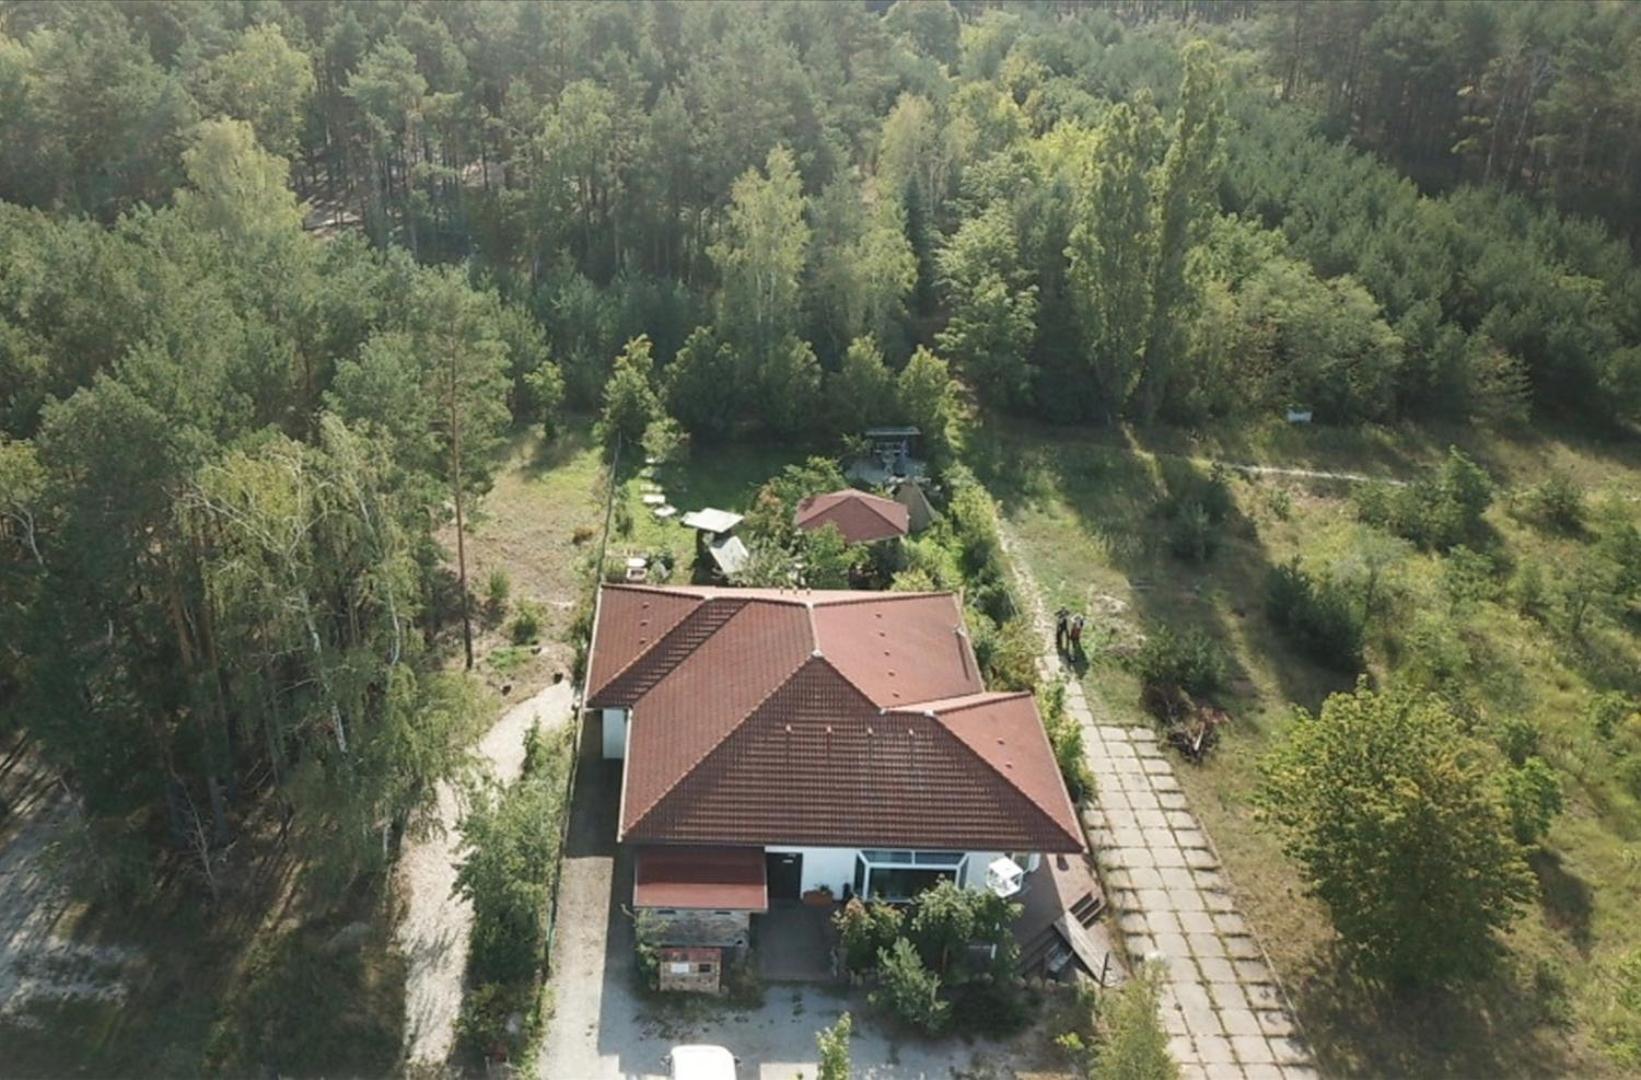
[
  {"x1": 1587, "y1": 693, "x2": 1638, "y2": 743},
  {"x1": 870, "y1": 938, "x2": 951, "y2": 1036},
  {"x1": 1040, "y1": 678, "x2": 1093, "y2": 804},
  {"x1": 454, "y1": 724, "x2": 572, "y2": 1060},
  {"x1": 1259, "y1": 684, "x2": 1534, "y2": 987},
  {"x1": 597, "y1": 336, "x2": 663, "y2": 452},
  {"x1": 485, "y1": 569, "x2": 511, "y2": 612},
  {"x1": 1355, "y1": 449, "x2": 1494, "y2": 551},
  {"x1": 897, "y1": 346, "x2": 960, "y2": 462},
  {"x1": 1503, "y1": 757, "x2": 1564, "y2": 847},
  {"x1": 1092, "y1": 961, "x2": 1177, "y2": 1080},
  {"x1": 1440, "y1": 545, "x2": 1500, "y2": 614},
  {"x1": 936, "y1": 206, "x2": 1038, "y2": 406},
  {"x1": 1134, "y1": 626, "x2": 1225, "y2": 697},
  {"x1": 834, "y1": 898, "x2": 904, "y2": 976},
  {"x1": 1158, "y1": 463, "x2": 1231, "y2": 563},
  {"x1": 817, "y1": 1011, "x2": 853, "y2": 1080},
  {"x1": 907, "y1": 879, "x2": 1018, "y2": 977},
  {"x1": 1518, "y1": 471, "x2": 1586, "y2": 533},
  {"x1": 509, "y1": 602, "x2": 542, "y2": 645},
  {"x1": 1264, "y1": 558, "x2": 1364, "y2": 672},
  {"x1": 523, "y1": 361, "x2": 566, "y2": 441}
]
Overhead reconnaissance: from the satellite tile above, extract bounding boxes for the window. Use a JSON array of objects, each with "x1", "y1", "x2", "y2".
[{"x1": 854, "y1": 850, "x2": 968, "y2": 901}]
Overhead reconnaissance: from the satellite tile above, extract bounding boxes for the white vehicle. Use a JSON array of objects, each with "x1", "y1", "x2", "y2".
[{"x1": 664, "y1": 1044, "x2": 738, "y2": 1080}]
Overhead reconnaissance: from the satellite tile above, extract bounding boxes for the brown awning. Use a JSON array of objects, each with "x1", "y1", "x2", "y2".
[{"x1": 633, "y1": 846, "x2": 768, "y2": 911}]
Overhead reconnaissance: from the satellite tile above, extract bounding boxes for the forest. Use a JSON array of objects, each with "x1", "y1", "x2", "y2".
[{"x1": 1, "y1": 1, "x2": 1640, "y2": 1076}]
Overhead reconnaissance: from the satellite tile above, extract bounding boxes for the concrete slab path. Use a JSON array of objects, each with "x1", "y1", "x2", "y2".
[{"x1": 999, "y1": 522, "x2": 1320, "y2": 1080}]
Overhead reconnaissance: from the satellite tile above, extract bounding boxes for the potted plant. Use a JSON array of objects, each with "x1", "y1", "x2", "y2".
[{"x1": 802, "y1": 884, "x2": 836, "y2": 908}]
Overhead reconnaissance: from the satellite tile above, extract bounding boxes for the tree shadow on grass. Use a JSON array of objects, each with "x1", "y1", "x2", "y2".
[
  {"x1": 1529, "y1": 849, "x2": 1595, "y2": 956},
  {"x1": 1295, "y1": 947, "x2": 1580, "y2": 1079}
]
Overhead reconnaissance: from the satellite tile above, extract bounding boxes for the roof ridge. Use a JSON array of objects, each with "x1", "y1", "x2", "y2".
[
  {"x1": 858, "y1": 492, "x2": 906, "y2": 531},
  {"x1": 887, "y1": 689, "x2": 1033, "y2": 714},
  {"x1": 927, "y1": 703, "x2": 1083, "y2": 850},
  {"x1": 622, "y1": 651, "x2": 816, "y2": 839},
  {"x1": 808, "y1": 590, "x2": 947, "y2": 607}
]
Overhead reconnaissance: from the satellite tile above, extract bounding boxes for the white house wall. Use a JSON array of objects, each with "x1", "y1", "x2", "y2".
[{"x1": 766, "y1": 846, "x2": 857, "y2": 897}]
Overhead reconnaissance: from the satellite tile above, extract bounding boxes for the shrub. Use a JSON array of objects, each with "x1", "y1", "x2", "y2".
[
  {"x1": 1040, "y1": 679, "x2": 1093, "y2": 804},
  {"x1": 613, "y1": 496, "x2": 634, "y2": 538},
  {"x1": 1497, "y1": 716, "x2": 1543, "y2": 766},
  {"x1": 1588, "y1": 693, "x2": 1638, "y2": 742},
  {"x1": 485, "y1": 568, "x2": 511, "y2": 611},
  {"x1": 834, "y1": 898, "x2": 903, "y2": 976},
  {"x1": 1258, "y1": 684, "x2": 1533, "y2": 987},
  {"x1": 1164, "y1": 499, "x2": 1217, "y2": 562},
  {"x1": 1264, "y1": 559, "x2": 1363, "y2": 671},
  {"x1": 1159, "y1": 463, "x2": 1232, "y2": 563},
  {"x1": 1093, "y1": 961, "x2": 1177, "y2": 1080},
  {"x1": 817, "y1": 1012, "x2": 852, "y2": 1080},
  {"x1": 871, "y1": 938, "x2": 951, "y2": 1035},
  {"x1": 1503, "y1": 757, "x2": 1563, "y2": 846},
  {"x1": 510, "y1": 602, "x2": 542, "y2": 645},
  {"x1": 1355, "y1": 448, "x2": 1493, "y2": 550},
  {"x1": 1134, "y1": 626, "x2": 1225, "y2": 697},
  {"x1": 1519, "y1": 471, "x2": 1585, "y2": 533},
  {"x1": 1440, "y1": 545, "x2": 1499, "y2": 613},
  {"x1": 453, "y1": 725, "x2": 572, "y2": 1060},
  {"x1": 907, "y1": 880, "x2": 1017, "y2": 977},
  {"x1": 1511, "y1": 557, "x2": 1549, "y2": 619}
]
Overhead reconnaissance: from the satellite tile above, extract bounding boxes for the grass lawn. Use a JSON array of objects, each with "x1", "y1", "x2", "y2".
[
  {"x1": 970, "y1": 413, "x2": 1641, "y2": 1078},
  {"x1": 605, "y1": 438, "x2": 813, "y2": 581}
]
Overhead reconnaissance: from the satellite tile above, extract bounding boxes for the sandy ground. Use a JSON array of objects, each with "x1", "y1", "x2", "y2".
[
  {"x1": 0, "y1": 771, "x2": 139, "y2": 1025},
  {"x1": 399, "y1": 680, "x2": 575, "y2": 1067}
]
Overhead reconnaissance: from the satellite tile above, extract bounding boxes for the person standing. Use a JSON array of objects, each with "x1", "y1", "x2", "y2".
[
  {"x1": 1069, "y1": 613, "x2": 1085, "y2": 660},
  {"x1": 1055, "y1": 608, "x2": 1069, "y2": 655}
]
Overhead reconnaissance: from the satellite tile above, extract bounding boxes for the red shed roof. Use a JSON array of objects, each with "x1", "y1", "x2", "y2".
[
  {"x1": 794, "y1": 489, "x2": 909, "y2": 544},
  {"x1": 633, "y1": 846, "x2": 768, "y2": 911},
  {"x1": 585, "y1": 585, "x2": 1084, "y2": 854}
]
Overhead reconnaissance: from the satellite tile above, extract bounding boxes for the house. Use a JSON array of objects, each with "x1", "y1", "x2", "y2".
[
  {"x1": 583, "y1": 583, "x2": 1085, "y2": 956},
  {"x1": 793, "y1": 488, "x2": 909, "y2": 545}
]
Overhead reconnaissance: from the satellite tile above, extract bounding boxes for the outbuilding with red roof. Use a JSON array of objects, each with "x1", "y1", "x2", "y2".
[{"x1": 792, "y1": 488, "x2": 910, "y2": 544}]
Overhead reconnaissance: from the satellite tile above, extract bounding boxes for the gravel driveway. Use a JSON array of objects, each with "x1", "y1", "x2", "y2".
[
  {"x1": 399, "y1": 680, "x2": 573, "y2": 1066},
  {"x1": 536, "y1": 724, "x2": 1022, "y2": 1080}
]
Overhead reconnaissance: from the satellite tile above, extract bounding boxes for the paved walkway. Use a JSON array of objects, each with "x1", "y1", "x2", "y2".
[{"x1": 999, "y1": 523, "x2": 1319, "y2": 1080}]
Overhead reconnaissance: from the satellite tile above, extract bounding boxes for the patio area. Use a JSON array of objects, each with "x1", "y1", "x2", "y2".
[
  {"x1": 755, "y1": 902, "x2": 836, "y2": 983},
  {"x1": 1014, "y1": 852, "x2": 1120, "y2": 985}
]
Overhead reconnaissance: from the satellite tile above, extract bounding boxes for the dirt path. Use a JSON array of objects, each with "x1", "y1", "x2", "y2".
[{"x1": 399, "y1": 680, "x2": 574, "y2": 1067}]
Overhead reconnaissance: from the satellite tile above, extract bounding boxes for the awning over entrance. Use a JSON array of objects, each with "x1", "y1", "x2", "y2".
[{"x1": 633, "y1": 846, "x2": 768, "y2": 911}]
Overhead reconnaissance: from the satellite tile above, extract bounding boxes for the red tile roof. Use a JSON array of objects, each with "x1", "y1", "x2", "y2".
[
  {"x1": 585, "y1": 585, "x2": 1085, "y2": 854},
  {"x1": 794, "y1": 489, "x2": 910, "y2": 544},
  {"x1": 633, "y1": 846, "x2": 768, "y2": 911}
]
